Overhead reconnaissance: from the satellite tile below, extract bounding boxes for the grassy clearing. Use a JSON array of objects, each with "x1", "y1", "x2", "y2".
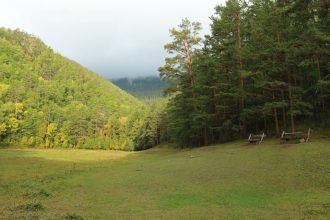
[
  {"x1": 1, "y1": 139, "x2": 330, "y2": 219},
  {"x1": 0, "y1": 148, "x2": 130, "y2": 183}
]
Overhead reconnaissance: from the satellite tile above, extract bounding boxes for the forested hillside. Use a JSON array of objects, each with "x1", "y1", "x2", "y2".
[
  {"x1": 159, "y1": 0, "x2": 330, "y2": 146},
  {"x1": 0, "y1": 28, "x2": 147, "y2": 150},
  {"x1": 1, "y1": 0, "x2": 329, "y2": 151},
  {"x1": 111, "y1": 76, "x2": 167, "y2": 99}
]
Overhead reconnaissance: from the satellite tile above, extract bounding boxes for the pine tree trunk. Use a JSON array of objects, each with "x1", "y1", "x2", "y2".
[
  {"x1": 276, "y1": 8, "x2": 286, "y2": 133},
  {"x1": 204, "y1": 127, "x2": 208, "y2": 146},
  {"x1": 236, "y1": 10, "x2": 245, "y2": 136},
  {"x1": 272, "y1": 91, "x2": 279, "y2": 135},
  {"x1": 281, "y1": 89, "x2": 287, "y2": 131},
  {"x1": 316, "y1": 56, "x2": 325, "y2": 112},
  {"x1": 288, "y1": 72, "x2": 295, "y2": 133}
]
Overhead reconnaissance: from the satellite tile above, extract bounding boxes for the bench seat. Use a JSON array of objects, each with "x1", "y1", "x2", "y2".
[{"x1": 248, "y1": 133, "x2": 265, "y2": 144}]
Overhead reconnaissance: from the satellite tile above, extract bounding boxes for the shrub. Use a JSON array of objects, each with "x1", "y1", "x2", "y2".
[
  {"x1": 26, "y1": 189, "x2": 51, "y2": 198},
  {"x1": 61, "y1": 212, "x2": 85, "y2": 220},
  {"x1": 17, "y1": 202, "x2": 45, "y2": 211}
]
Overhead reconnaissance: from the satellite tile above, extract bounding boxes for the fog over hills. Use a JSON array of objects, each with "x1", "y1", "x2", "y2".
[
  {"x1": 0, "y1": 0, "x2": 225, "y2": 78},
  {"x1": 111, "y1": 76, "x2": 167, "y2": 99}
]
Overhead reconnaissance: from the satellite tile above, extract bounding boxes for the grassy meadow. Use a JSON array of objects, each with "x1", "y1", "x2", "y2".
[{"x1": 1, "y1": 139, "x2": 330, "y2": 219}]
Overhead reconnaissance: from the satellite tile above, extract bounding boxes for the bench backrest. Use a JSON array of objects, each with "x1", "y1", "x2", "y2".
[
  {"x1": 281, "y1": 128, "x2": 311, "y2": 141},
  {"x1": 248, "y1": 133, "x2": 265, "y2": 143}
]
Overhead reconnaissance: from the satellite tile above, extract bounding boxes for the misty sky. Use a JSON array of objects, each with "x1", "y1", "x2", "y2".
[{"x1": 1, "y1": 0, "x2": 226, "y2": 78}]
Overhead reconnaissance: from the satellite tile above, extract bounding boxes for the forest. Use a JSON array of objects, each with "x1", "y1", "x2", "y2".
[
  {"x1": 0, "y1": 28, "x2": 149, "y2": 150},
  {"x1": 158, "y1": 0, "x2": 330, "y2": 147},
  {"x1": 0, "y1": 0, "x2": 329, "y2": 150}
]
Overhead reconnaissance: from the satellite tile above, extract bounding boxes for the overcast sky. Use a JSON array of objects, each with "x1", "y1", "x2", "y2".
[{"x1": 1, "y1": 0, "x2": 226, "y2": 79}]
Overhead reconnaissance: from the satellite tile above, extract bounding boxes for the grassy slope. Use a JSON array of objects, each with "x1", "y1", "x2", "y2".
[{"x1": 1, "y1": 139, "x2": 330, "y2": 219}]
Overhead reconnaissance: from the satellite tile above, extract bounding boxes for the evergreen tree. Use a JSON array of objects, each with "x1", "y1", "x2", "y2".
[
  {"x1": 158, "y1": 18, "x2": 203, "y2": 146},
  {"x1": 159, "y1": 0, "x2": 330, "y2": 147}
]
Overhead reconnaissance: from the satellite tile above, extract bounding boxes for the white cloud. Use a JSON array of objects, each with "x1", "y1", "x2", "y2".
[{"x1": 0, "y1": 0, "x2": 226, "y2": 78}]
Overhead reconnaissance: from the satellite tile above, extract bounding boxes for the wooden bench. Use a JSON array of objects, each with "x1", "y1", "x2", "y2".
[
  {"x1": 248, "y1": 133, "x2": 266, "y2": 144},
  {"x1": 280, "y1": 128, "x2": 311, "y2": 144}
]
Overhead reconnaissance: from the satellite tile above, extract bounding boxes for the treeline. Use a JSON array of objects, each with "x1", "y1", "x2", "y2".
[
  {"x1": 0, "y1": 28, "x2": 148, "y2": 150},
  {"x1": 158, "y1": 0, "x2": 330, "y2": 147}
]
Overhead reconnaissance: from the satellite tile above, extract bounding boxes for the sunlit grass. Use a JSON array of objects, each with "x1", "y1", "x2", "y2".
[
  {"x1": 4, "y1": 148, "x2": 131, "y2": 162},
  {"x1": 1, "y1": 139, "x2": 330, "y2": 219}
]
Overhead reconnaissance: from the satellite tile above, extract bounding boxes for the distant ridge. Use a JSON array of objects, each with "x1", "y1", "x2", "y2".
[{"x1": 111, "y1": 76, "x2": 167, "y2": 99}]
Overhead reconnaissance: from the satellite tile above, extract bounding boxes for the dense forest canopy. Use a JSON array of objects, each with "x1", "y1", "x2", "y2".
[
  {"x1": 159, "y1": 0, "x2": 330, "y2": 147},
  {"x1": 0, "y1": 28, "x2": 152, "y2": 150}
]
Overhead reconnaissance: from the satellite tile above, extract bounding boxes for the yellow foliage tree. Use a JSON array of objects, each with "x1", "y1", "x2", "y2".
[{"x1": 0, "y1": 123, "x2": 7, "y2": 135}]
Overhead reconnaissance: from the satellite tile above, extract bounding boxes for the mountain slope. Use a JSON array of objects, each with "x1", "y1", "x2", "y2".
[{"x1": 0, "y1": 28, "x2": 146, "y2": 150}]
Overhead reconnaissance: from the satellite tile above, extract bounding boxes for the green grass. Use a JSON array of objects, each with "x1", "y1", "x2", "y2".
[{"x1": 1, "y1": 139, "x2": 330, "y2": 219}]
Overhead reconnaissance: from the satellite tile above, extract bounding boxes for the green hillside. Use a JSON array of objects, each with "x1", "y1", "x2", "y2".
[{"x1": 0, "y1": 28, "x2": 146, "y2": 150}]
